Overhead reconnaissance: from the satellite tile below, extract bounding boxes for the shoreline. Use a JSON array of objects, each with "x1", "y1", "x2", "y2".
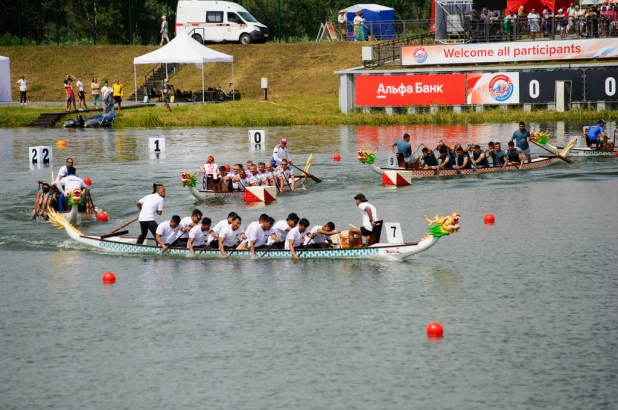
[{"x1": 1, "y1": 99, "x2": 614, "y2": 128}]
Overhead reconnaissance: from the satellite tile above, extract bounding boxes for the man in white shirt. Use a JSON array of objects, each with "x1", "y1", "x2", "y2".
[
  {"x1": 136, "y1": 184, "x2": 165, "y2": 244},
  {"x1": 16, "y1": 76, "x2": 28, "y2": 105},
  {"x1": 209, "y1": 211, "x2": 239, "y2": 247},
  {"x1": 100, "y1": 81, "x2": 111, "y2": 99},
  {"x1": 218, "y1": 215, "x2": 247, "y2": 258},
  {"x1": 338, "y1": 11, "x2": 347, "y2": 41},
  {"x1": 156, "y1": 215, "x2": 181, "y2": 252},
  {"x1": 271, "y1": 138, "x2": 293, "y2": 167},
  {"x1": 56, "y1": 166, "x2": 88, "y2": 212},
  {"x1": 76, "y1": 76, "x2": 88, "y2": 109},
  {"x1": 285, "y1": 218, "x2": 313, "y2": 259},
  {"x1": 349, "y1": 193, "x2": 378, "y2": 247},
  {"x1": 54, "y1": 158, "x2": 74, "y2": 184},
  {"x1": 188, "y1": 217, "x2": 212, "y2": 255},
  {"x1": 277, "y1": 159, "x2": 295, "y2": 191},
  {"x1": 307, "y1": 222, "x2": 339, "y2": 249},
  {"x1": 268, "y1": 213, "x2": 299, "y2": 249},
  {"x1": 237, "y1": 216, "x2": 279, "y2": 257},
  {"x1": 175, "y1": 209, "x2": 203, "y2": 246}
]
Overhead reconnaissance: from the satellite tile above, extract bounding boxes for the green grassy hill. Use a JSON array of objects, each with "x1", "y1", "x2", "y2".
[{"x1": 0, "y1": 42, "x2": 366, "y2": 102}]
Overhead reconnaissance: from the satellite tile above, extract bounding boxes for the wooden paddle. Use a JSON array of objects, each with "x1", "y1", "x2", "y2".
[
  {"x1": 102, "y1": 216, "x2": 139, "y2": 237},
  {"x1": 227, "y1": 240, "x2": 242, "y2": 257},
  {"x1": 292, "y1": 155, "x2": 322, "y2": 183},
  {"x1": 259, "y1": 241, "x2": 277, "y2": 257},
  {"x1": 530, "y1": 140, "x2": 574, "y2": 164},
  {"x1": 100, "y1": 230, "x2": 129, "y2": 240},
  {"x1": 296, "y1": 237, "x2": 314, "y2": 258},
  {"x1": 161, "y1": 231, "x2": 188, "y2": 254}
]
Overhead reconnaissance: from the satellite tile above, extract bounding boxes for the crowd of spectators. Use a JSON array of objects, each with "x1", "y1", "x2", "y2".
[{"x1": 463, "y1": 2, "x2": 618, "y2": 42}]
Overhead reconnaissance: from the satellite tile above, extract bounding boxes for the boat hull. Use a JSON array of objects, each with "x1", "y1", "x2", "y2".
[
  {"x1": 372, "y1": 157, "x2": 557, "y2": 186},
  {"x1": 539, "y1": 136, "x2": 617, "y2": 157}
]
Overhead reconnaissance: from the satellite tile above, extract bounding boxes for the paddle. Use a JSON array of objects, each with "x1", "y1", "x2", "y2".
[
  {"x1": 100, "y1": 230, "x2": 128, "y2": 239},
  {"x1": 102, "y1": 216, "x2": 139, "y2": 237},
  {"x1": 296, "y1": 237, "x2": 314, "y2": 258},
  {"x1": 259, "y1": 241, "x2": 277, "y2": 257},
  {"x1": 226, "y1": 240, "x2": 242, "y2": 257},
  {"x1": 161, "y1": 231, "x2": 188, "y2": 254},
  {"x1": 290, "y1": 163, "x2": 322, "y2": 183},
  {"x1": 530, "y1": 139, "x2": 575, "y2": 164}
]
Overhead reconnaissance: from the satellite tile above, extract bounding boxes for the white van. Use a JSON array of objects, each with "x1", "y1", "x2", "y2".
[{"x1": 176, "y1": 0, "x2": 269, "y2": 44}]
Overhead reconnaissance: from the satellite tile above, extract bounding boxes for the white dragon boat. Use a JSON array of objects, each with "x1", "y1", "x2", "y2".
[
  {"x1": 33, "y1": 175, "x2": 103, "y2": 225},
  {"x1": 180, "y1": 155, "x2": 321, "y2": 202},
  {"x1": 357, "y1": 140, "x2": 575, "y2": 186},
  {"x1": 534, "y1": 135, "x2": 617, "y2": 157},
  {"x1": 47, "y1": 208, "x2": 461, "y2": 261}
]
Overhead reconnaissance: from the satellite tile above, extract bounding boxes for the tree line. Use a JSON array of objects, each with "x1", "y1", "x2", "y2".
[{"x1": 0, "y1": 0, "x2": 432, "y2": 46}]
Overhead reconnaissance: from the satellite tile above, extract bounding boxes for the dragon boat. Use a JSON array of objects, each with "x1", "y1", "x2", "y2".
[
  {"x1": 180, "y1": 155, "x2": 320, "y2": 202},
  {"x1": 47, "y1": 208, "x2": 461, "y2": 262},
  {"x1": 357, "y1": 140, "x2": 575, "y2": 186},
  {"x1": 33, "y1": 187, "x2": 102, "y2": 224},
  {"x1": 532, "y1": 134, "x2": 617, "y2": 157}
]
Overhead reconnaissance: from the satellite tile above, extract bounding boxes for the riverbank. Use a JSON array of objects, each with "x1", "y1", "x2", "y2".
[{"x1": 2, "y1": 100, "x2": 614, "y2": 128}]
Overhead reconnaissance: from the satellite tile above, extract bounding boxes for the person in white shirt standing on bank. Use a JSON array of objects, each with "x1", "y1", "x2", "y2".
[
  {"x1": 16, "y1": 76, "x2": 28, "y2": 105},
  {"x1": 271, "y1": 138, "x2": 293, "y2": 167},
  {"x1": 76, "y1": 76, "x2": 88, "y2": 109},
  {"x1": 136, "y1": 184, "x2": 165, "y2": 244}
]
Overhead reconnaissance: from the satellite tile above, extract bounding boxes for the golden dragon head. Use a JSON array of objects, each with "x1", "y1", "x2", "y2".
[
  {"x1": 357, "y1": 149, "x2": 378, "y2": 164},
  {"x1": 180, "y1": 171, "x2": 199, "y2": 187},
  {"x1": 424, "y1": 213, "x2": 461, "y2": 238}
]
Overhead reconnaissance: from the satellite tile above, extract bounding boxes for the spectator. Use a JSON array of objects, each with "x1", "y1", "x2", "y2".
[
  {"x1": 112, "y1": 78, "x2": 124, "y2": 111},
  {"x1": 16, "y1": 75, "x2": 28, "y2": 105},
  {"x1": 338, "y1": 11, "x2": 347, "y2": 41},
  {"x1": 91, "y1": 77, "x2": 101, "y2": 108},
  {"x1": 600, "y1": 6, "x2": 610, "y2": 37},
  {"x1": 100, "y1": 80, "x2": 111, "y2": 97},
  {"x1": 555, "y1": 9, "x2": 567, "y2": 38},
  {"x1": 505, "y1": 10, "x2": 518, "y2": 40},
  {"x1": 517, "y1": 6, "x2": 526, "y2": 38},
  {"x1": 353, "y1": 12, "x2": 365, "y2": 41},
  {"x1": 65, "y1": 78, "x2": 76, "y2": 112},
  {"x1": 542, "y1": 6, "x2": 553, "y2": 36},
  {"x1": 76, "y1": 76, "x2": 88, "y2": 109},
  {"x1": 161, "y1": 78, "x2": 172, "y2": 112},
  {"x1": 528, "y1": 8, "x2": 541, "y2": 40},
  {"x1": 160, "y1": 16, "x2": 170, "y2": 46}
]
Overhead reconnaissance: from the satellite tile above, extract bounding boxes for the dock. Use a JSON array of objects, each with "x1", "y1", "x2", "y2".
[{"x1": 29, "y1": 104, "x2": 156, "y2": 127}]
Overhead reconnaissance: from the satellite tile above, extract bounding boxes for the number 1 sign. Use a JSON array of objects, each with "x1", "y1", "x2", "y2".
[{"x1": 148, "y1": 138, "x2": 166, "y2": 152}]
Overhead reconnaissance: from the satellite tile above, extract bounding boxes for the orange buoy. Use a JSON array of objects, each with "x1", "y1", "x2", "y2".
[
  {"x1": 56, "y1": 140, "x2": 67, "y2": 147},
  {"x1": 96, "y1": 211, "x2": 108, "y2": 222},
  {"x1": 333, "y1": 154, "x2": 341, "y2": 162},
  {"x1": 83, "y1": 177, "x2": 92, "y2": 185},
  {"x1": 102, "y1": 272, "x2": 116, "y2": 283},
  {"x1": 426, "y1": 322, "x2": 444, "y2": 338},
  {"x1": 484, "y1": 214, "x2": 495, "y2": 224}
]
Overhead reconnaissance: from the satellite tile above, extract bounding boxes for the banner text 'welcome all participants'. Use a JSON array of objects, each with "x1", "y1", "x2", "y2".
[
  {"x1": 355, "y1": 74, "x2": 466, "y2": 106},
  {"x1": 401, "y1": 38, "x2": 618, "y2": 66}
]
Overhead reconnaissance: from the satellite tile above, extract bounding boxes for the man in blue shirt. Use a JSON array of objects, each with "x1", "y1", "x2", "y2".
[
  {"x1": 506, "y1": 141, "x2": 524, "y2": 169},
  {"x1": 492, "y1": 142, "x2": 508, "y2": 167},
  {"x1": 511, "y1": 121, "x2": 532, "y2": 163},
  {"x1": 391, "y1": 133, "x2": 420, "y2": 169},
  {"x1": 583, "y1": 120, "x2": 606, "y2": 150}
]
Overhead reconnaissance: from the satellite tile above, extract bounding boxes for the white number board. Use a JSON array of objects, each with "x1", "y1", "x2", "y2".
[
  {"x1": 148, "y1": 138, "x2": 165, "y2": 152},
  {"x1": 386, "y1": 152, "x2": 398, "y2": 169},
  {"x1": 29, "y1": 146, "x2": 53, "y2": 168},
  {"x1": 384, "y1": 222, "x2": 404, "y2": 244},
  {"x1": 249, "y1": 130, "x2": 265, "y2": 152}
]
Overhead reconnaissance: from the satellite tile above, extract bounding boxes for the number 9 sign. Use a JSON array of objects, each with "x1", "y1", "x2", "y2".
[{"x1": 386, "y1": 153, "x2": 398, "y2": 169}]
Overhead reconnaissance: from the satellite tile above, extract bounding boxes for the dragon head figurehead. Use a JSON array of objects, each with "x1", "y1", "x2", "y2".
[
  {"x1": 67, "y1": 188, "x2": 84, "y2": 206},
  {"x1": 423, "y1": 213, "x2": 461, "y2": 240},
  {"x1": 180, "y1": 171, "x2": 199, "y2": 187},
  {"x1": 530, "y1": 130, "x2": 553, "y2": 145},
  {"x1": 357, "y1": 149, "x2": 378, "y2": 164}
]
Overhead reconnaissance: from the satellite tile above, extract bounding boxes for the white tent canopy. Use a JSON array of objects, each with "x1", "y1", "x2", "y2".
[
  {"x1": 133, "y1": 31, "x2": 234, "y2": 102},
  {"x1": 339, "y1": 4, "x2": 394, "y2": 13},
  {"x1": 0, "y1": 56, "x2": 12, "y2": 102}
]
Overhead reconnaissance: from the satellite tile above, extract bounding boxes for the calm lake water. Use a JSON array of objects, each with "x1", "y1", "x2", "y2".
[{"x1": 1, "y1": 123, "x2": 617, "y2": 409}]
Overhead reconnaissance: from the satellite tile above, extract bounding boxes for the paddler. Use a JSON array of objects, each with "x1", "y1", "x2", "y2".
[
  {"x1": 209, "y1": 212, "x2": 239, "y2": 248},
  {"x1": 135, "y1": 184, "x2": 165, "y2": 244},
  {"x1": 349, "y1": 193, "x2": 377, "y2": 247},
  {"x1": 268, "y1": 213, "x2": 299, "y2": 249},
  {"x1": 188, "y1": 217, "x2": 213, "y2": 255},
  {"x1": 175, "y1": 209, "x2": 203, "y2": 246},
  {"x1": 155, "y1": 215, "x2": 181, "y2": 252},
  {"x1": 56, "y1": 166, "x2": 88, "y2": 212},
  {"x1": 306, "y1": 222, "x2": 339, "y2": 248},
  {"x1": 236, "y1": 216, "x2": 280, "y2": 258},
  {"x1": 218, "y1": 215, "x2": 247, "y2": 258},
  {"x1": 277, "y1": 159, "x2": 295, "y2": 191},
  {"x1": 271, "y1": 138, "x2": 293, "y2": 167},
  {"x1": 391, "y1": 133, "x2": 421, "y2": 169},
  {"x1": 285, "y1": 217, "x2": 313, "y2": 259}
]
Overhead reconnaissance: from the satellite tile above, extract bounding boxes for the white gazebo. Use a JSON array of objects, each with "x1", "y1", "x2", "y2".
[
  {"x1": 133, "y1": 31, "x2": 234, "y2": 102},
  {"x1": 0, "y1": 56, "x2": 12, "y2": 102}
]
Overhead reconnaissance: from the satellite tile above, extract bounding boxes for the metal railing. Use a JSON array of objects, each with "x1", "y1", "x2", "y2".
[{"x1": 363, "y1": 33, "x2": 436, "y2": 68}]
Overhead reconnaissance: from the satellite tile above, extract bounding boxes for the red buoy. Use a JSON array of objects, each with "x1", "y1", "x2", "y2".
[
  {"x1": 96, "y1": 211, "x2": 108, "y2": 222},
  {"x1": 615, "y1": 151, "x2": 618, "y2": 157},
  {"x1": 225, "y1": 164, "x2": 231, "y2": 171},
  {"x1": 83, "y1": 177, "x2": 92, "y2": 185},
  {"x1": 426, "y1": 322, "x2": 444, "y2": 338},
  {"x1": 333, "y1": 154, "x2": 341, "y2": 162},
  {"x1": 484, "y1": 214, "x2": 495, "y2": 224},
  {"x1": 102, "y1": 272, "x2": 116, "y2": 284}
]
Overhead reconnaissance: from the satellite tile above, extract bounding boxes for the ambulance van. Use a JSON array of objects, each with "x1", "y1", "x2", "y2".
[{"x1": 176, "y1": 0, "x2": 269, "y2": 44}]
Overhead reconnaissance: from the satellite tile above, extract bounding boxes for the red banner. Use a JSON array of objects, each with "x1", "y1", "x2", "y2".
[{"x1": 355, "y1": 74, "x2": 466, "y2": 106}]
